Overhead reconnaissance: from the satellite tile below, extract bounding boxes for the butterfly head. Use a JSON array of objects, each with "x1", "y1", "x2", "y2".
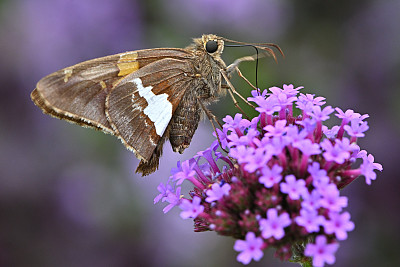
[
  {"x1": 192, "y1": 34, "x2": 225, "y2": 59},
  {"x1": 202, "y1": 34, "x2": 224, "y2": 53}
]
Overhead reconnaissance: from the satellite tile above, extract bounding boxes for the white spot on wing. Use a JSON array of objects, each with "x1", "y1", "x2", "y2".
[{"x1": 133, "y1": 78, "x2": 172, "y2": 137}]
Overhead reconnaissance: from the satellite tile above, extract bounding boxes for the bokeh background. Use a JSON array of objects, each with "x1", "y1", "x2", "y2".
[{"x1": 0, "y1": 0, "x2": 399, "y2": 266}]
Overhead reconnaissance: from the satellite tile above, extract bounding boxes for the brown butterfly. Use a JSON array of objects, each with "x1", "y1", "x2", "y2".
[{"x1": 31, "y1": 34, "x2": 281, "y2": 175}]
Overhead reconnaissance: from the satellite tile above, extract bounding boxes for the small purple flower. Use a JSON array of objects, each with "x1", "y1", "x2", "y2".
[
  {"x1": 308, "y1": 162, "x2": 327, "y2": 180},
  {"x1": 239, "y1": 116, "x2": 259, "y2": 131},
  {"x1": 320, "y1": 139, "x2": 350, "y2": 164},
  {"x1": 264, "y1": 119, "x2": 287, "y2": 137},
  {"x1": 255, "y1": 96, "x2": 281, "y2": 115},
  {"x1": 243, "y1": 148, "x2": 271, "y2": 173},
  {"x1": 280, "y1": 175, "x2": 308, "y2": 200},
  {"x1": 154, "y1": 182, "x2": 172, "y2": 204},
  {"x1": 248, "y1": 89, "x2": 268, "y2": 103},
  {"x1": 335, "y1": 108, "x2": 369, "y2": 124},
  {"x1": 319, "y1": 184, "x2": 348, "y2": 212},
  {"x1": 223, "y1": 113, "x2": 243, "y2": 133},
  {"x1": 272, "y1": 91, "x2": 298, "y2": 108},
  {"x1": 293, "y1": 139, "x2": 321, "y2": 156},
  {"x1": 286, "y1": 124, "x2": 308, "y2": 143},
  {"x1": 301, "y1": 189, "x2": 322, "y2": 211},
  {"x1": 296, "y1": 93, "x2": 326, "y2": 115},
  {"x1": 268, "y1": 86, "x2": 284, "y2": 95},
  {"x1": 323, "y1": 212, "x2": 355, "y2": 240},
  {"x1": 213, "y1": 127, "x2": 229, "y2": 149},
  {"x1": 310, "y1": 106, "x2": 334, "y2": 122},
  {"x1": 304, "y1": 235, "x2": 339, "y2": 267},
  {"x1": 323, "y1": 125, "x2": 340, "y2": 139},
  {"x1": 179, "y1": 196, "x2": 204, "y2": 219},
  {"x1": 172, "y1": 159, "x2": 196, "y2": 185},
  {"x1": 336, "y1": 138, "x2": 359, "y2": 157},
  {"x1": 282, "y1": 84, "x2": 303, "y2": 96},
  {"x1": 234, "y1": 232, "x2": 264, "y2": 265},
  {"x1": 226, "y1": 132, "x2": 243, "y2": 147},
  {"x1": 335, "y1": 108, "x2": 361, "y2": 122},
  {"x1": 252, "y1": 88, "x2": 268, "y2": 98},
  {"x1": 313, "y1": 177, "x2": 331, "y2": 195},
  {"x1": 163, "y1": 187, "x2": 182, "y2": 214},
  {"x1": 298, "y1": 117, "x2": 317, "y2": 133},
  {"x1": 335, "y1": 108, "x2": 369, "y2": 139},
  {"x1": 295, "y1": 208, "x2": 325, "y2": 233},
  {"x1": 298, "y1": 93, "x2": 326, "y2": 106},
  {"x1": 170, "y1": 161, "x2": 183, "y2": 177},
  {"x1": 344, "y1": 119, "x2": 369, "y2": 138},
  {"x1": 266, "y1": 136, "x2": 287, "y2": 156},
  {"x1": 227, "y1": 128, "x2": 259, "y2": 147},
  {"x1": 196, "y1": 145, "x2": 220, "y2": 174},
  {"x1": 229, "y1": 145, "x2": 254, "y2": 163},
  {"x1": 259, "y1": 208, "x2": 291, "y2": 240},
  {"x1": 360, "y1": 153, "x2": 383, "y2": 185},
  {"x1": 356, "y1": 149, "x2": 367, "y2": 159},
  {"x1": 259, "y1": 164, "x2": 283, "y2": 188},
  {"x1": 296, "y1": 101, "x2": 314, "y2": 115},
  {"x1": 205, "y1": 183, "x2": 231, "y2": 202}
]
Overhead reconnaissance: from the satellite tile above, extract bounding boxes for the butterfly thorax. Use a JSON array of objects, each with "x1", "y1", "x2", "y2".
[
  {"x1": 186, "y1": 35, "x2": 227, "y2": 102},
  {"x1": 167, "y1": 35, "x2": 227, "y2": 155}
]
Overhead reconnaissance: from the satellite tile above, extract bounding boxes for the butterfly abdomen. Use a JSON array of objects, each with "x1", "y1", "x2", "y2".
[{"x1": 169, "y1": 89, "x2": 201, "y2": 154}]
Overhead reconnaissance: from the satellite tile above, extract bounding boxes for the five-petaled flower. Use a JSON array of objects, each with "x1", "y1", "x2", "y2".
[
  {"x1": 305, "y1": 235, "x2": 339, "y2": 267},
  {"x1": 259, "y1": 208, "x2": 291, "y2": 240},
  {"x1": 234, "y1": 232, "x2": 264, "y2": 265}
]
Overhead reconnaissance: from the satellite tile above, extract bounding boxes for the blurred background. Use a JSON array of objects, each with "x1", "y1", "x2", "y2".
[{"x1": 0, "y1": 0, "x2": 399, "y2": 266}]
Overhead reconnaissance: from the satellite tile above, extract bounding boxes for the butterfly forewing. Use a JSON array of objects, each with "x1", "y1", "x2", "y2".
[{"x1": 32, "y1": 48, "x2": 194, "y2": 132}]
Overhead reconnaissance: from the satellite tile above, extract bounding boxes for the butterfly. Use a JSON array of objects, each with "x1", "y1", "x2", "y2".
[{"x1": 31, "y1": 34, "x2": 281, "y2": 175}]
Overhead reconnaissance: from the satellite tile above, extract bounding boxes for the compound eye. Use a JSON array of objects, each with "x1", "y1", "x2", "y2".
[{"x1": 205, "y1": 40, "x2": 218, "y2": 53}]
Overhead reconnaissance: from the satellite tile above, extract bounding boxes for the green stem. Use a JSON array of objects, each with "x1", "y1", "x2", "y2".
[
  {"x1": 290, "y1": 237, "x2": 314, "y2": 266},
  {"x1": 300, "y1": 261, "x2": 313, "y2": 267}
]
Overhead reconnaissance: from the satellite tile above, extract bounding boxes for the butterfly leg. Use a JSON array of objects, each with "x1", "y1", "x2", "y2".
[
  {"x1": 225, "y1": 55, "x2": 262, "y2": 92},
  {"x1": 234, "y1": 66, "x2": 257, "y2": 90},
  {"x1": 225, "y1": 51, "x2": 272, "y2": 76},
  {"x1": 220, "y1": 69, "x2": 255, "y2": 109},
  {"x1": 197, "y1": 98, "x2": 228, "y2": 153},
  {"x1": 220, "y1": 70, "x2": 255, "y2": 122}
]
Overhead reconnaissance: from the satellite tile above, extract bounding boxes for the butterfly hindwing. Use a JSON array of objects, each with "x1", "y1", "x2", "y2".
[{"x1": 105, "y1": 57, "x2": 195, "y2": 162}]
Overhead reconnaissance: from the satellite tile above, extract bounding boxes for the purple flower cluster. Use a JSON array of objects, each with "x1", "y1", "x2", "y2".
[{"x1": 154, "y1": 84, "x2": 383, "y2": 266}]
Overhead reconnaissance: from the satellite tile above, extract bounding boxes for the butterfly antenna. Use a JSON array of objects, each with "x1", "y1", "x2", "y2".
[{"x1": 255, "y1": 46, "x2": 259, "y2": 95}]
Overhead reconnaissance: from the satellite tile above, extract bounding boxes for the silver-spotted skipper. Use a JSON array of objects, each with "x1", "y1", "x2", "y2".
[{"x1": 31, "y1": 34, "x2": 281, "y2": 175}]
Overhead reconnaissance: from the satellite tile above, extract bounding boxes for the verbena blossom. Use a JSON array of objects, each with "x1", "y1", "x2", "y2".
[
  {"x1": 280, "y1": 174, "x2": 308, "y2": 200},
  {"x1": 304, "y1": 235, "x2": 339, "y2": 267},
  {"x1": 259, "y1": 208, "x2": 291, "y2": 240},
  {"x1": 155, "y1": 84, "x2": 383, "y2": 266},
  {"x1": 234, "y1": 232, "x2": 265, "y2": 264},
  {"x1": 179, "y1": 196, "x2": 204, "y2": 219},
  {"x1": 205, "y1": 182, "x2": 231, "y2": 202}
]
